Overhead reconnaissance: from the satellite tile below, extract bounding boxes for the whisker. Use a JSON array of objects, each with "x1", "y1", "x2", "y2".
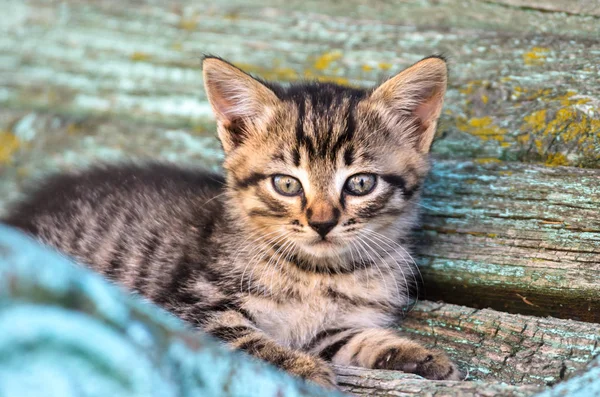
[
  {"x1": 201, "y1": 191, "x2": 228, "y2": 206},
  {"x1": 354, "y1": 236, "x2": 390, "y2": 297},
  {"x1": 358, "y1": 232, "x2": 402, "y2": 302},
  {"x1": 238, "y1": 238, "x2": 271, "y2": 292},
  {"x1": 362, "y1": 229, "x2": 422, "y2": 308},
  {"x1": 345, "y1": 236, "x2": 359, "y2": 290},
  {"x1": 349, "y1": 238, "x2": 370, "y2": 289},
  {"x1": 365, "y1": 229, "x2": 423, "y2": 287},
  {"x1": 248, "y1": 231, "x2": 291, "y2": 296},
  {"x1": 241, "y1": 230, "x2": 288, "y2": 293},
  {"x1": 264, "y1": 235, "x2": 295, "y2": 297}
]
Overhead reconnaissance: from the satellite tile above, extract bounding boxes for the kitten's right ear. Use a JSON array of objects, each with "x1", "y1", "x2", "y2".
[{"x1": 202, "y1": 57, "x2": 279, "y2": 153}]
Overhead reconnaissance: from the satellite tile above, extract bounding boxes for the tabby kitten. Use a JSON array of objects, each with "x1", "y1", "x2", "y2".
[{"x1": 3, "y1": 56, "x2": 459, "y2": 387}]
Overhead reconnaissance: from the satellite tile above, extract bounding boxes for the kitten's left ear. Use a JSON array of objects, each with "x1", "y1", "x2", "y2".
[{"x1": 369, "y1": 56, "x2": 447, "y2": 153}]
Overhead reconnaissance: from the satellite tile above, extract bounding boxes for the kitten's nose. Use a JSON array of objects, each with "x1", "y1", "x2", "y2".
[
  {"x1": 307, "y1": 203, "x2": 340, "y2": 238},
  {"x1": 308, "y1": 220, "x2": 337, "y2": 238}
]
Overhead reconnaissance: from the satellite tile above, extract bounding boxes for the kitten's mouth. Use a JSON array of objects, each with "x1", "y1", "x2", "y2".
[{"x1": 300, "y1": 236, "x2": 350, "y2": 258}]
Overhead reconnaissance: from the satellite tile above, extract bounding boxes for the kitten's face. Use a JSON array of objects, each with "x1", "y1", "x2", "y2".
[{"x1": 203, "y1": 57, "x2": 447, "y2": 263}]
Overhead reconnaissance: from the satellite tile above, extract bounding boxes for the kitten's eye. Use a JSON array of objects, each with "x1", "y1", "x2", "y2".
[
  {"x1": 272, "y1": 175, "x2": 303, "y2": 196},
  {"x1": 344, "y1": 174, "x2": 377, "y2": 196}
]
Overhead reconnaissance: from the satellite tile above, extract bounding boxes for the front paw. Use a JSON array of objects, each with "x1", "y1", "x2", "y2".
[
  {"x1": 306, "y1": 361, "x2": 338, "y2": 390},
  {"x1": 373, "y1": 345, "x2": 460, "y2": 380},
  {"x1": 288, "y1": 354, "x2": 338, "y2": 389}
]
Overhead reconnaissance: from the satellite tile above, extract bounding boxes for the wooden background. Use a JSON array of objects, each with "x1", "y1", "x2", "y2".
[{"x1": 0, "y1": 0, "x2": 599, "y2": 395}]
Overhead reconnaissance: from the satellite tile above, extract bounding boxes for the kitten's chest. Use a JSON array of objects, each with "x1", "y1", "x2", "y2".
[
  {"x1": 242, "y1": 293, "x2": 337, "y2": 349},
  {"x1": 241, "y1": 286, "x2": 394, "y2": 349}
]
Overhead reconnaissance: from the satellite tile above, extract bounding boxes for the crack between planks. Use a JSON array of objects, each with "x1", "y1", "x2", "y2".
[{"x1": 481, "y1": 0, "x2": 600, "y2": 18}]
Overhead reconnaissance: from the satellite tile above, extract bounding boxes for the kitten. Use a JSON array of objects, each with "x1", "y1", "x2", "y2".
[{"x1": 2, "y1": 56, "x2": 460, "y2": 388}]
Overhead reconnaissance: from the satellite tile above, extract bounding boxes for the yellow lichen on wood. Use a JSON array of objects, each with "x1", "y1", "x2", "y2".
[
  {"x1": 0, "y1": 131, "x2": 20, "y2": 164},
  {"x1": 524, "y1": 109, "x2": 547, "y2": 132},
  {"x1": 234, "y1": 63, "x2": 299, "y2": 82},
  {"x1": 66, "y1": 123, "x2": 80, "y2": 136},
  {"x1": 474, "y1": 158, "x2": 502, "y2": 164},
  {"x1": 130, "y1": 52, "x2": 151, "y2": 62},
  {"x1": 545, "y1": 153, "x2": 569, "y2": 167},
  {"x1": 313, "y1": 51, "x2": 343, "y2": 71},
  {"x1": 519, "y1": 93, "x2": 599, "y2": 167},
  {"x1": 459, "y1": 80, "x2": 482, "y2": 95},
  {"x1": 523, "y1": 47, "x2": 550, "y2": 66},
  {"x1": 457, "y1": 116, "x2": 508, "y2": 142},
  {"x1": 223, "y1": 11, "x2": 240, "y2": 21},
  {"x1": 534, "y1": 107, "x2": 591, "y2": 145},
  {"x1": 554, "y1": 91, "x2": 591, "y2": 106},
  {"x1": 178, "y1": 14, "x2": 200, "y2": 31},
  {"x1": 231, "y1": 61, "x2": 352, "y2": 86},
  {"x1": 303, "y1": 69, "x2": 350, "y2": 86},
  {"x1": 316, "y1": 75, "x2": 349, "y2": 86}
]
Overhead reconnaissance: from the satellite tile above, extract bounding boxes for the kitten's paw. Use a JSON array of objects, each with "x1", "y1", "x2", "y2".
[
  {"x1": 373, "y1": 345, "x2": 460, "y2": 380},
  {"x1": 291, "y1": 355, "x2": 338, "y2": 389},
  {"x1": 306, "y1": 362, "x2": 338, "y2": 390}
]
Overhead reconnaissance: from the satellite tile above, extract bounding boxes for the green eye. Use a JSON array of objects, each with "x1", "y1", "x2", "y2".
[
  {"x1": 272, "y1": 175, "x2": 303, "y2": 196},
  {"x1": 344, "y1": 174, "x2": 377, "y2": 196}
]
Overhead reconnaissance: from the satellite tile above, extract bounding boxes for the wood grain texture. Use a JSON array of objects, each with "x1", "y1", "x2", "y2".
[
  {"x1": 484, "y1": 0, "x2": 600, "y2": 17},
  {"x1": 334, "y1": 366, "x2": 543, "y2": 397},
  {"x1": 0, "y1": 0, "x2": 598, "y2": 167},
  {"x1": 417, "y1": 160, "x2": 600, "y2": 322},
  {"x1": 396, "y1": 302, "x2": 600, "y2": 386}
]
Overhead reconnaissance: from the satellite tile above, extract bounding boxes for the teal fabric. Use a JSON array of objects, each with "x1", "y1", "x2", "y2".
[{"x1": 0, "y1": 225, "x2": 339, "y2": 397}]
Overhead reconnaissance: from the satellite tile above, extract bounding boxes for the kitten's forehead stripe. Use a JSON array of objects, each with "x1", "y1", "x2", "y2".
[
  {"x1": 343, "y1": 146, "x2": 354, "y2": 166},
  {"x1": 276, "y1": 84, "x2": 366, "y2": 166},
  {"x1": 328, "y1": 98, "x2": 358, "y2": 162},
  {"x1": 292, "y1": 148, "x2": 301, "y2": 167},
  {"x1": 295, "y1": 98, "x2": 306, "y2": 148},
  {"x1": 272, "y1": 153, "x2": 285, "y2": 162}
]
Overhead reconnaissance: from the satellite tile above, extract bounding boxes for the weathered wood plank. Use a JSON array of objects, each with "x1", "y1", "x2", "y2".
[
  {"x1": 0, "y1": 0, "x2": 598, "y2": 167},
  {"x1": 484, "y1": 0, "x2": 600, "y2": 17},
  {"x1": 334, "y1": 366, "x2": 543, "y2": 396},
  {"x1": 396, "y1": 302, "x2": 600, "y2": 386},
  {"x1": 416, "y1": 160, "x2": 600, "y2": 322},
  {"x1": 0, "y1": 109, "x2": 222, "y2": 208},
  {"x1": 0, "y1": 109, "x2": 598, "y2": 322}
]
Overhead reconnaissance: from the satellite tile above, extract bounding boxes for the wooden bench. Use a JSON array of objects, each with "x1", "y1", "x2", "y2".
[{"x1": 0, "y1": 0, "x2": 598, "y2": 395}]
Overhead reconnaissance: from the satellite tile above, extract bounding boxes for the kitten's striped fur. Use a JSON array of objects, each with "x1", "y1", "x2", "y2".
[{"x1": 3, "y1": 56, "x2": 459, "y2": 387}]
